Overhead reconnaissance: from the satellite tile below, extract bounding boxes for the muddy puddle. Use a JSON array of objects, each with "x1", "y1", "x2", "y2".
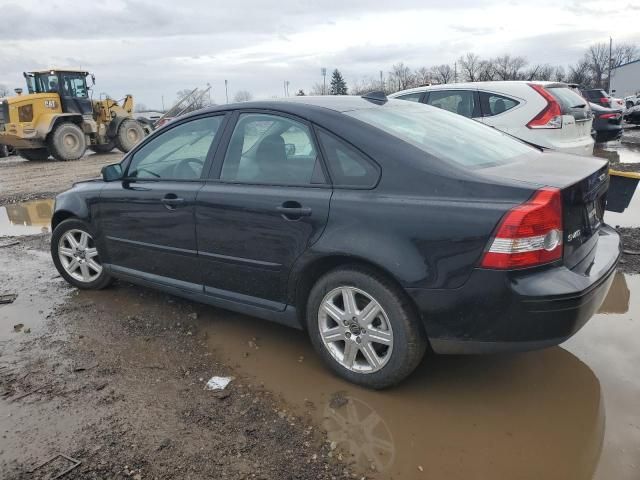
[
  {"x1": 194, "y1": 271, "x2": 640, "y2": 480},
  {"x1": 0, "y1": 199, "x2": 53, "y2": 237}
]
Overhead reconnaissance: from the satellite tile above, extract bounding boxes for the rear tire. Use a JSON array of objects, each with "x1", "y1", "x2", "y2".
[
  {"x1": 627, "y1": 101, "x2": 634, "y2": 110},
  {"x1": 48, "y1": 122, "x2": 86, "y2": 161},
  {"x1": 0, "y1": 144, "x2": 8, "y2": 158},
  {"x1": 115, "y1": 119, "x2": 145, "y2": 153},
  {"x1": 89, "y1": 142, "x2": 116, "y2": 154},
  {"x1": 17, "y1": 148, "x2": 50, "y2": 161},
  {"x1": 51, "y1": 218, "x2": 112, "y2": 290},
  {"x1": 306, "y1": 265, "x2": 426, "y2": 389}
]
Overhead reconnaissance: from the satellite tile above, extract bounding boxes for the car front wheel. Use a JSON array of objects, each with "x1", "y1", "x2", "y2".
[
  {"x1": 306, "y1": 266, "x2": 426, "y2": 389},
  {"x1": 51, "y1": 219, "x2": 112, "y2": 289}
]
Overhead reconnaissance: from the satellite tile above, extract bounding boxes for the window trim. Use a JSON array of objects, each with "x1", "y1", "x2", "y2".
[
  {"x1": 205, "y1": 109, "x2": 332, "y2": 189},
  {"x1": 313, "y1": 126, "x2": 381, "y2": 190},
  {"x1": 395, "y1": 91, "x2": 426, "y2": 103},
  {"x1": 120, "y1": 112, "x2": 229, "y2": 183},
  {"x1": 422, "y1": 89, "x2": 481, "y2": 118}
]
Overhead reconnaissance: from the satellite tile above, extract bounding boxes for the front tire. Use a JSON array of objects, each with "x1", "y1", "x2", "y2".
[
  {"x1": 306, "y1": 266, "x2": 426, "y2": 389},
  {"x1": 51, "y1": 218, "x2": 112, "y2": 290},
  {"x1": 17, "y1": 148, "x2": 50, "y2": 161},
  {"x1": 115, "y1": 119, "x2": 145, "y2": 153},
  {"x1": 89, "y1": 141, "x2": 116, "y2": 154},
  {"x1": 48, "y1": 122, "x2": 87, "y2": 161}
]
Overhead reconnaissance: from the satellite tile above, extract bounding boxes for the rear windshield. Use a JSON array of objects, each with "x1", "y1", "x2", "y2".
[
  {"x1": 346, "y1": 102, "x2": 537, "y2": 168},
  {"x1": 546, "y1": 86, "x2": 588, "y2": 112}
]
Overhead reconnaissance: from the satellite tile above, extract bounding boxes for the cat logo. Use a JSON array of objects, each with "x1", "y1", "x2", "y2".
[{"x1": 44, "y1": 100, "x2": 57, "y2": 109}]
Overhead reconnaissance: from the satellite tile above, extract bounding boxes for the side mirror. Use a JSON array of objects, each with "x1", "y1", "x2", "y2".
[{"x1": 102, "y1": 163, "x2": 123, "y2": 182}]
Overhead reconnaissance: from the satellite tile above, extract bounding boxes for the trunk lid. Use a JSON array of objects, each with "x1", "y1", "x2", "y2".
[{"x1": 479, "y1": 151, "x2": 609, "y2": 268}]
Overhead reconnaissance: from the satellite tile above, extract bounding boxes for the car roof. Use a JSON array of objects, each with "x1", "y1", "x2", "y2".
[{"x1": 390, "y1": 80, "x2": 569, "y2": 96}]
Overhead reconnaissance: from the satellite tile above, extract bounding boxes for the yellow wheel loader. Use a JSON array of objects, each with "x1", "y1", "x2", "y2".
[{"x1": 0, "y1": 69, "x2": 148, "y2": 161}]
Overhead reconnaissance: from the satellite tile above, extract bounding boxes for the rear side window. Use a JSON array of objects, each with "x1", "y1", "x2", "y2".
[
  {"x1": 425, "y1": 90, "x2": 479, "y2": 118},
  {"x1": 479, "y1": 92, "x2": 519, "y2": 117},
  {"x1": 395, "y1": 92, "x2": 423, "y2": 102},
  {"x1": 546, "y1": 87, "x2": 588, "y2": 113},
  {"x1": 317, "y1": 129, "x2": 380, "y2": 188}
]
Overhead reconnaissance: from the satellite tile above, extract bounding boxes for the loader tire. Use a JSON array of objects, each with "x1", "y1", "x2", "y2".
[
  {"x1": 17, "y1": 148, "x2": 50, "y2": 161},
  {"x1": 0, "y1": 144, "x2": 9, "y2": 158},
  {"x1": 115, "y1": 119, "x2": 145, "y2": 153},
  {"x1": 48, "y1": 122, "x2": 86, "y2": 161},
  {"x1": 90, "y1": 142, "x2": 116, "y2": 154}
]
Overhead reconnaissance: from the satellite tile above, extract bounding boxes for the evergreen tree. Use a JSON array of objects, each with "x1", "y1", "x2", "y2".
[{"x1": 329, "y1": 69, "x2": 348, "y2": 95}]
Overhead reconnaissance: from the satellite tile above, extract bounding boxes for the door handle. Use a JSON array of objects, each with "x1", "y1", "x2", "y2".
[
  {"x1": 161, "y1": 195, "x2": 185, "y2": 209},
  {"x1": 276, "y1": 201, "x2": 312, "y2": 219}
]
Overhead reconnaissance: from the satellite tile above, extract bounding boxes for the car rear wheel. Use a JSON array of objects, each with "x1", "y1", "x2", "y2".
[
  {"x1": 51, "y1": 219, "x2": 112, "y2": 290},
  {"x1": 306, "y1": 266, "x2": 426, "y2": 389}
]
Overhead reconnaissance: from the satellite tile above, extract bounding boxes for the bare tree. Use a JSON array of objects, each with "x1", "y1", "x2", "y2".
[
  {"x1": 296, "y1": 89, "x2": 305, "y2": 96},
  {"x1": 493, "y1": 55, "x2": 528, "y2": 80},
  {"x1": 233, "y1": 90, "x2": 253, "y2": 102},
  {"x1": 584, "y1": 42, "x2": 609, "y2": 88},
  {"x1": 553, "y1": 66, "x2": 566, "y2": 83},
  {"x1": 414, "y1": 66, "x2": 431, "y2": 86},
  {"x1": 568, "y1": 60, "x2": 591, "y2": 86},
  {"x1": 477, "y1": 60, "x2": 496, "y2": 81},
  {"x1": 524, "y1": 64, "x2": 553, "y2": 81},
  {"x1": 430, "y1": 64, "x2": 454, "y2": 84},
  {"x1": 611, "y1": 42, "x2": 639, "y2": 67},
  {"x1": 0, "y1": 84, "x2": 10, "y2": 97},
  {"x1": 309, "y1": 82, "x2": 326, "y2": 95},
  {"x1": 388, "y1": 63, "x2": 414, "y2": 92},
  {"x1": 458, "y1": 53, "x2": 481, "y2": 82},
  {"x1": 175, "y1": 89, "x2": 213, "y2": 112}
]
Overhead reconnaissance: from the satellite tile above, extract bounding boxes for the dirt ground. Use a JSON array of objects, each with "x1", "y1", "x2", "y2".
[
  {"x1": 1, "y1": 136, "x2": 640, "y2": 480},
  {"x1": 0, "y1": 153, "x2": 122, "y2": 205},
  {"x1": 0, "y1": 236, "x2": 351, "y2": 480}
]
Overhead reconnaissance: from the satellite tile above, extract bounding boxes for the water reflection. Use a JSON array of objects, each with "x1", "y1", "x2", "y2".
[
  {"x1": 0, "y1": 198, "x2": 53, "y2": 237},
  {"x1": 598, "y1": 272, "x2": 630, "y2": 314},
  {"x1": 199, "y1": 311, "x2": 605, "y2": 479},
  {"x1": 594, "y1": 142, "x2": 640, "y2": 164}
]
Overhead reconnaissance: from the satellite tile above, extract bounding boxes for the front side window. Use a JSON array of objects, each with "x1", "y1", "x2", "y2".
[
  {"x1": 347, "y1": 103, "x2": 536, "y2": 169},
  {"x1": 60, "y1": 74, "x2": 88, "y2": 98},
  {"x1": 479, "y1": 92, "x2": 519, "y2": 116},
  {"x1": 220, "y1": 113, "x2": 324, "y2": 185},
  {"x1": 426, "y1": 90, "x2": 479, "y2": 118},
  {"x1": 127, "y1": 116, "x2": 222, "y2": 180}
]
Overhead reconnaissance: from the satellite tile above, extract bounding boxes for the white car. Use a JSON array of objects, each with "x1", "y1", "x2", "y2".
[
  {"x1": 390, "y1": 81, "x2": 594, "y2": 155},
  {"x1": 623, "y1": 94, "x2": 640, "y2": 110}
]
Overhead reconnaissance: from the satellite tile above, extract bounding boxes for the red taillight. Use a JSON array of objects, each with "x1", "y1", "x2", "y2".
[
  {"x1": 599, "y1": 97, "x2": 610, "y2": 105},
  {"x1": 527, "y1": 84, "x2": 563, "y2": 129},
  {"x1": 599, "y1": 113, "x2": 618, "y2": 119},
  {"x1": 480, "y1": 187, "x2": 563, "y2": 269}
]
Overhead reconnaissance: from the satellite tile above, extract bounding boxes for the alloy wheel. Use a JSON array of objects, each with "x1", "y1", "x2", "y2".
[
  {"x1": 318, "y1": 286, "x2": 393, "y2": 374},
  {"x1": 57, "y1": 229, "x2": 102, "y2": 283}
]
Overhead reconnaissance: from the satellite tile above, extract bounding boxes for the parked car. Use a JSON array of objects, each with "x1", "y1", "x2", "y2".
[
  {"x1": 50, "y1": 96, "x2": 619, "y2": 388},
  {"x1": 390, "y1": 81, "x2": 594, "y2": 155},
  {"x1": 623, "y1": 94, "x2": 640, "y2": 110},
  {"x1": 582, "y1": 88, "x2": 626, "y2": 110},
  {"x1": 625, "y1": 104, "x2": 640, "y2": 125},
  {"x1": 589, "y1": 102, "x2": 623, "y2": 143}
]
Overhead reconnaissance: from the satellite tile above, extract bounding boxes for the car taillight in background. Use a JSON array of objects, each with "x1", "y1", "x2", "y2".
[
  {"x1": 527, "y1": 84, "x2": 563, "y2": 129},
  {"x1": 599, "y1": 113, "x2": 620, "y2": 120},
  {"x1": 599, "y1": 97, "x2": 610, "y2": 105},
  {"x1": 480, "y1": 187, "x2": 563, "y2": 269}
]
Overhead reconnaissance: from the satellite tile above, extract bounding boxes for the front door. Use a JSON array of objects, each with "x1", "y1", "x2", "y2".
[
  {"x1": 59, "y1": 72, "x2": 93, "y2": 115},
  {"x1": 196, "y1": 112, "x2": 332, "y2": 309},
  {"x1": 97, "y1": 115, "x2": 226, "y2": 289}
]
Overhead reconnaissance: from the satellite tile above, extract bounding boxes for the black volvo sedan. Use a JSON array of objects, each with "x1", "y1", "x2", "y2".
[{"x1": 50, "y1": 95, "x2": 619, "y2": 388}]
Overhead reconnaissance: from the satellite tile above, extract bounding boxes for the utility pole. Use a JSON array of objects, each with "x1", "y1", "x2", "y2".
[
  {"x1": 321, "y1": 68, "x2": 327, "y2": 95},
  {"x1": 161, "y1": 95, "x2": 165, "y2": 112},
  {"x1": 454, "y1": 61, "x2": 458, "y2": 83},
  {"x1": 224, "y1": 80, "x2": 229, "y2": 104},
  {"x1": 608, "y1": 36, "x2": 613, "y2": 94},
  {"x1": 380, "y1": 70, "x2": 384, "y2": 91}
]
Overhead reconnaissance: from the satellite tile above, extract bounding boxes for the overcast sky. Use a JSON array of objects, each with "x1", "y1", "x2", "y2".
[{"x1": 0, "y1": 0, "x2": 638, "y2": 109}]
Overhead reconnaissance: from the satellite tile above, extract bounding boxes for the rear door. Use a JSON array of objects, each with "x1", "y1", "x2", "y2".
[
  {"x1": 195, "y1": 111, "x2": 332, "y2": 309},
  {"x1": 423, "y1": 89, "x2": 481, "y2": 120},
  {"x1": 98, "y1": 114, "x2": 226, "y2": 288}
]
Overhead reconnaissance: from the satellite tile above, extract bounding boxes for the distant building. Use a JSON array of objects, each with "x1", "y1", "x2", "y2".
[{"x1": 610, "y1": 60, "x2": 640, "y2": 97}]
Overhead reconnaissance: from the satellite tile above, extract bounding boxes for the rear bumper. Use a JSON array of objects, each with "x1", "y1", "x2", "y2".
[
  {"x1": 593, "y1": 123, "x2": 623, "y2": 143},
  {"x1": 407, "y1": 225, "x2": 620, "y2": 354}
]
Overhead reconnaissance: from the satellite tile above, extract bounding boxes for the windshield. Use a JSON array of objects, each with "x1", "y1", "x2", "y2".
[{"x1": 346, "y1": 102, "x2": 537, "y2": 168}]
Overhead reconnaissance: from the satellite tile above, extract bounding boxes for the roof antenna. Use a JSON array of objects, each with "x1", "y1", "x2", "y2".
[{"x1": 361, "y1": 91, "x2": 387, "y2": 105}]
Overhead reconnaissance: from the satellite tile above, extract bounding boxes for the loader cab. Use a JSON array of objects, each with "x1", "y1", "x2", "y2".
[{"x1": 24, "y1": 70, "x2": 93, "y2": 116}]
